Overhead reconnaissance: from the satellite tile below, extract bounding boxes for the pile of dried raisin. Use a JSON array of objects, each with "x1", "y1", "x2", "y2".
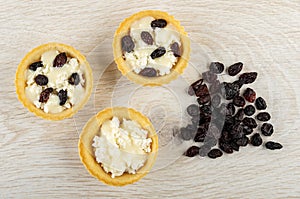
[{"x1": 183, "y1": 62, "x2": 283, "y2": 159}]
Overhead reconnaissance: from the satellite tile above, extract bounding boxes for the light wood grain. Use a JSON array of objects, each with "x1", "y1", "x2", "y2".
[{"x1": 1, "y1": 0, "x2": 300, "y2": 198}]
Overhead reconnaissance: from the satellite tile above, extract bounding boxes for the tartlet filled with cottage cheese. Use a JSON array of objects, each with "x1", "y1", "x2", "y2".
[
  {"x1": 78, "y1": 107, "x2": 158, "y2": 186},
  {"x1": 15, "y1": 43, "x2": 93, "y2": 120},
  {"x1": 113, "y1": 10, "x2": 190, "y2": 86}
]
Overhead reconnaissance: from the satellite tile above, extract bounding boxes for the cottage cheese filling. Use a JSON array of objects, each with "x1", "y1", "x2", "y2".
[
  {"x1": 25, "y1": 50, "x2": 85, "y2": 113},
  {"x1": 92, "y1": 116, "x2": 152, "y2": 178},
  {"x1": 123, "y1": 17, "x2": 181, "y2": 76}
]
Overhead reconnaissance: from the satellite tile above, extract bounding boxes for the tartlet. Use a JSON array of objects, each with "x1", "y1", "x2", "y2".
[
  {"x1": 15, "y1": 43, "x2": 93, "y2": 120},
  {"x1": 113, "y1": 10, "x2": 190, "y2": 86},
  {"x1": 78, "y1": 107, "x2": 158, "y2": 186}
]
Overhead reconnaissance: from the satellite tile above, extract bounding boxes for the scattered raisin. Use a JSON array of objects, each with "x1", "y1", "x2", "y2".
[
  {"x1": 195, "y1": 84, "x2": 209, "y2": 98},
  {"x1": 58, "y1": 89, "x2": 68, "y2": 106},
  {"x1": 219, "y1": 142, "x2": 233, "y2": 154},
  {"x1": 197, "y1": 94, "x2": 211, "y2": 105},
  {"x1": 39, "y1": 88, "x2": 53, "y2": 103},
  {"x1": 187, "y1": 104, "x2": 200, "y2": 116},
  {"x1": 34, "y1": 74, "x2": 48, "y2": 86},
  {"x1": 244, "y1": 105, "x2": 255, "y2": 116},
  {"x1": 256, "y1": 112, "x2": 271, "y2": 121},
  {"x1": 121, "y1": 35, "x2": 135, "y2": 52},
  {"x1": 226, "y1": 103, "x2": 236, "y2": 115},
  {"x1": 243, "y1": 88, "x2": 256, "y2": 103},
  {"x1": 53, "y1": 52, "x2": 67, "y2": 67},
  {"x1": 29, "y1": 61, "x2": 43, "y2": 71},
  {"x1": 208, "y1": 149, "x2": 223, "y2": 159},
  {"x1": 171, "y1": 42, "x2": 181, "y2": 57},
  {"x1": 233, "y1": 96, "x2": 246, "y2": 107},
  {"x1": 209, "y1": 62, "x2": 224, "y2": 74},
  {"x1": 150, "y1": 47, "x2": 166, "y2": 59},
  {"x1": 194, "y1": 127, "x2": 207, "y2": 142},
  {"x1": 243, "y1": 125, "x2": 253, "y2": 135},
  {"x1": 261, "y1": 123, "x2": 274, "y2": 136},
  {"x1": 139, "y1": 68, "x2": 157, "y2": 77},
  {"x1": 234, "y1": 108, "x2": 244, "y2": 121},
  {"x1": 68, "y1": 73, "x2": 80, "y2": 85},
  {"x1": 242, "y1": 117, "x2": 257, "y2": 129},
  {"x1": 255, "y1": 97, "x2": 267, "y2": 110},
  {"x1": 236, "y1": 136, "x2": 249, "y2": 146},
  {"x1": 239, "y1": 72, "x2": 257, "y2": 84},
  {"x1": 250, "y1": 133, "x2": 263, "y2": 146},
  {"x1": 202, "y1": 71, "x2": 217, "y2": 83},
  {"x1": 265, "y1": 141, "x2": 283, "y2": 150},
  {"x1": 141, "y1": 31, "x2": 153, "y2": 45},
  {"x1": 188, "y1": 79, "x2": 203, "y2": 96},
  {"x1": 227, "y1": 62, "x2": 243, "y2": 76},
  {"x1": 151, "y1": 19, "x2": 167, "y2": 28},
  {"x1": 221, "y1": 82, "x2": 240, "y2": 100},
  {"x1": 200, "y1": 105, "x2": 212, "y2": 116},
  {"x1": 185, "y1": 146, "x2": 200, "y2": 157}
]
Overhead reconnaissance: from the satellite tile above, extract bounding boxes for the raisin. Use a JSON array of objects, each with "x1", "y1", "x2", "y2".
[
  {"x1": 208, "y1": 149, "x2": 223, "y2": 159},
  {"x1": 211, "y1": 95, "x2": 221, "y2": 107},
  {"x1": 187, "y1": 104, "x2": 200, "y2": 116},
  {"x1": 233, "y1": 80, "x2": 244, "y2": 89},
  {"x1": 151, "y1": 19, "x2": 167, "y2": 28},
  {"x1": 68, "y1": 73, "x2": 80, "y2": 85},
  {"x1": 233, "y1": 96, "x2": 246, "y2": 107},
  {"x1": 220, "y1": 130, "x2": 231, "y2": 142},
  {"x1": 199, "y1": 145, "x2": 211, "y2": 157},
  {"x1": 235, "y1": 136, "x2": 249, "y2": 146},
  {"x1": 209, "y1": 62, "x2": 224, "y2": 74},
  {"x1": 230, "y1": 141, "x2": 240, "y2": 151},
  {"x1": 221, "y1": 82, "x2": 240, "y2": 100},
  {"x1": 170, "y1": 42, "x2": 181, "y2": 57},
  {"x1": 202, "y1": 71, "x2": 217, "y2": 83},
  {"x1": 150, "y1": 47, "x2": 166, "y2": 59},
  {"x1": 227, "y1": 62, "x2": 243, "y2": 76},
  {"x1": 197, "y1": 94, "x2": 211, "y2": 105},
  {"x1": 200, "y1": 105, "x2": 212, "y2": 116},
  {"x1": 58, "y1": 89, "x2": 68, "y2": 106},
  {"x1": 29, "y1": 61, "x2": 43, "y2": 71},
  {"x1": 188, "y1": 79, "x2": 203, "y2": 96},
  {"x1": 244, "y1": 105, "x2": 255, "y2": 116},
  {"x1": 194, "y1": 127, "x2": 207, "y2": 142},
  {"x1": 230, "y1": 123, "x2": 244, "y2": 139},
  {"x1": 265, "y1": 141, "x2": 283, "y2": 150},
  {"x1": 139, "y1": 68, "x2": 157, "y2": 77},
  {"x1": 53, "y1": 52, "x2": 67, "y2": 67},
  {"x1": 121, "y1": 35, "x2": 135, "y2": 52},
  {"x1": 243, "y1": 125, "x2": 253, "y2": 135},
  {"x1": 195, "y1": 84, "x2": 209, "y2": 97},
  {"x1": 243, "y1": 88, "x2": 256, "y2": 103},
  {"x1": 250, "y1": 133, "x2": 263, "y2": 146},
  {"x1": 261, "y1": 123, "x2": 274, "y2": 136},
  {"x1": 255, "y1": 97, "x2": 267, "y2": 110},
  {"x1": 256, "y1": 112, "x2": 271, "y2": 121},
  {"x1": 219, "y1": 142, "x2": 233, "y2": 154},
  {"x1": 234, "y1": 108, "x2": 244, "y2": 122},
  {"x1": 34, "y1": 74, "x2": 48, "y2": 86},
  {"x1": 39, "y1": 87, "x2": 53, "y2": 103},
  {"x1": 185, "y1": 146, "x2": 200, "y2": 157},
  {"x1": 141, "y1": 31, "x2": 153, "y2": 45},
  {"x1": 226, "y1": 103, "x2": 236, "y2": 115},
  {"x1": 242, "y1": 117, "x2": 257, "y2": 129},
  {"x1": 239, "y1": 72, "x2": 257, "y2": 84}
]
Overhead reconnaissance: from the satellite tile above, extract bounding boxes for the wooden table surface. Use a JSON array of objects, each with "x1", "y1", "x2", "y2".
[{"x1": 1, "y1": 0, "x2": 300, "y2": 198}]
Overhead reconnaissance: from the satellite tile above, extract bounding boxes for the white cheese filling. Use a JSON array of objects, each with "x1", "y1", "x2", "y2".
[
  {"x1": 124, "y1": 16, "x2": 181, "y2": 76},
  {"x1": 25, "y1": 50, "x2": 85, "y2": 113},
  {"x1": 92, "y1": 116, "x2": 152, "y2": 178}
]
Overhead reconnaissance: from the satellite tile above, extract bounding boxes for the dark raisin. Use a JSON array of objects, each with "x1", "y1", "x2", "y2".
[
  {"x1": 68, "y1": 73, "x2": 80, "y2": 85},
  {"x1": 250, "y1": 133, "x2": 263, "y2": 146},
  {"x1": 34, "y1": 74, "x2": 48, "y2": 86},
  {"x1": 235, "y1": 136, "x2": 249, "y2": 146},
  {"x1": 199, "y1": 145, "x2": 211, "y2": 157},
  {"x1": 234, "y1": 108, "x2": 244, "y2": 122},
  {"x1": 230, "y1": 141, "x2": 240, "y2": 151},
  {"x1": 188, "y1": 79, "x2": 203, "y2": 96},
  {"x1": 170, "y1": 42, "x2": 181, "y2": 57},
  {"x1": 209, "y1": 62, "x2": 224, "y2": 74},
  {"x1": 139, "y1": 67, "x2": 157, "y2": 77},
  {"x1": 261, "y1": 123, "x2": 274, "y2": 136},
  {"x1": 233, "y1": 96, "x2": 246, "y2": 107},
  {"x1": 239, "y1": 72, "x2": 257, "y2": 84},
  {"x1": 227, "y1": 62, "x2": 243, "y2": 76},
  {"x1": 265, "y1": 141, "x2": 283, "y2": 150},
  {"x1": 208, "y1": 149, "x2": 223, "y2": 159},
  {"x1": 141, "y1": 31, "x2": 153, "y2": 45},
  {"x1": 233, "y1": 80, "x2": 244, "y2": 89},
  {"x1": 211, "y1": 95, "x2": 221, "y2": 107},
  {"x1": 29, "y1": 61, "x2": 43, "y2": 71},
  {"x1": 197, "y1": 94, "x2": 211, "y2": 105},
  {"x1": 202, "y1": 71, "x2": 217, "y2": 83},
  {"x1": 226, "y1": 103, "x2": 236, "y2": 115},
  {"x1": 220, "y1": 130, "x2": 232, "y2": 142},
  {"x1": 151, "y1": 19, "x2": 167, "y2": 28},
  {"x1": 219, "y1": 142, "x2": 233, "y2": 154},
  {"x1": 256, "y1": 112, "x2": 271, "y2": 121},
  {"x1": 185, "y1": 146, "x2": 200, "y2": 157},
  {"x1": 39, "y1": 88, "x2": 53, "y2": 103},
  {"x1": 150, "y1": 47, "x2": 166, "y2": 59},
  {"x1": 187, "y1": 104, "x2": 200, "y2": 116},
  {"x1": 243, "y1": 88, "x2": 256, "y2": 103},
  {"x1": 244, "y1": 105, "x2": 256, "y2": 116},
  {"x1": 195, "y1": 84, "x2": 209, "y2": 97},
  {"x1": 243, "y1": 125, "x2": 253, "y2": 135},
  {"x1": 255, "y1": 97, "x2": 267, "y2": 110},
  {"x1": 58, "y1": 89, "x2": 68, "y2": 106},
  {"x1": 230, "y1": 123, "x2": 244, "y2": 139},
  {"x1": 200, "y1": 105, "x2": 212, "y2": 116},
  {"x1": 242, "y1": 117, "x2": 257, "y2": 129},
  {"x1": 121, "y1": 35, "x2": 135, "y2": 53},
  {"x1": 194, "y1": 127, "x2": 207, "y2": 142},
  {"x1": 221, "y1": 82, "x2": 240, "y2": 100},
  {"x1": 53, "y1": 52, "x2": 67, "y2": 67}
]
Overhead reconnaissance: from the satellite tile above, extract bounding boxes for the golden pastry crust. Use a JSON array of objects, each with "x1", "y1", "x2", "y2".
[
  {"x1": 113, "y1": 10, "x2": 190, "y2": 86},
  {"x1": 78, "y1": 107, "x2": 158, "y2": 186},
  {"x1": 15, "y1": 43, "x2": 93, "y2": 120}
]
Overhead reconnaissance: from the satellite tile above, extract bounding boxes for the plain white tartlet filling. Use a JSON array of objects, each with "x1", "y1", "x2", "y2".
[
  {"x1": 124, "y1": 16, "x2": 181, "y2": 76},
  {"x1": 25, "y1": 50, "x2": 85, "y2": 113},
  {"x1": 92, "y1": 116, "x2": 152, "y2": 178}
]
